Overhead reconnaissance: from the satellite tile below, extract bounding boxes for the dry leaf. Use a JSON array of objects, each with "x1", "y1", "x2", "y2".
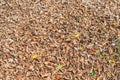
[
  {"x1": 56, "y1": 64, "x2": 63, "y2": 70},
  {"x1": 109, "y1": 59, "x2": 116, "y2": 67},
  {"x1": 74, "y1": 34, "x2": 80, "y2": 38},
  {"x1": 55, "y1": 74, "x2": 63, "y2": 79},
  {"x1": 88, "y1": 49, "x2": 96, "y2": 54},
  {"x1": 32, "y1": 54, "x2": 38, "y2": 59}
]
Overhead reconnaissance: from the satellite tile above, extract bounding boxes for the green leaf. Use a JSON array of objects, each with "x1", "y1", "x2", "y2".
[
  {"x1": 90, "y1": 69, "x2": 95, "y2": 76},
  {"x1": 56, "y1": 64, "x2": 63, "y2": 70},
  {"x1": 76, "y1": 18, "x2": 80, "y2": 23},
  {"x1": 100, "y1": 55, "x2": 106, "y2": 59}
]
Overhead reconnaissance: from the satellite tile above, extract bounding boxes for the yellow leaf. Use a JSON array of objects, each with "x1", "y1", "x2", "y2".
[
  {"x1": 107, "y1": 72, "x2": 112, "y2": 77},
  {"x1": 113, "y1": 22, "x2": 118, "y2": 26},
  {"x1": 96, "y1": 50, "x2": 100, "y2": 54},
  {"x1": 74, "y1": 34, "x2": 80, "y2": 38},
  {"x1": 113, "y1": 21, "x2": 119, "y2": 28},
  {"x1": 79, "y1": 47, "x2": 84, "y2": 51},
  {"x1": 61, "y1": 16, "x2": 65, "y2": 19},
  {"x1": 109, "y1": 59, "x2": 116, "y2": 66},
  {"x1": 85, "y1": 13, "x2": 91, "y2": 17},
  {"x1": 32, "y1": 54, "x2": 38, "y2": 59},
  {"x1": 100, "y1": 55, "x2": 106, "y2": 59}
]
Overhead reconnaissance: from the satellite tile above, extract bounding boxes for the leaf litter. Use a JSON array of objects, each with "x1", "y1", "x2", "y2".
[{"x1": 0, "y1": 0, "x2": 120, "y2": 80}]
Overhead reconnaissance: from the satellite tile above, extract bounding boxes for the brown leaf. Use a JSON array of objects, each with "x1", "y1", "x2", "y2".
[
  {"x1": 88, "y1": 49, "x2": 96, "y2": 54},
  {"x1": 55, "y1": 74, "x2": 63, "y2": 80}
]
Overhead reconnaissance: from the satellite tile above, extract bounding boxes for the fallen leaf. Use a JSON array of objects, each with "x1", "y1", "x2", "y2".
[
  {"x1": 74, "y1": 34, "x2": 80, "y2": 38},
  {"x1": 79, "y1": 47, "x2": 84, "y2": 51},
  {"x1": 61, "y1": 15, "x2": 65, "y2": 19},
  {"x1": 100, "y1": 55, "x2": 106, "y2": 59},
  {"x1": 107, "y1": 72, "x2": 112, "y2": 77},
  {"x1": 55, "y1": 74, "x2": 63, "y2": 79},
  {"x1": 0, "y1": 51, "x2": 3, "y2": 56},
  {"x1": 113, "y1": 22, "x2": 119, "y2": 27},
  {"x1": 76, "y1": 18, "x2": 80, "y2": 23},
  {"x1": 85, "y1": 13, "x2": 91, "y2": 17},
  {"x1": 32, "y1": 54, "x2": 38, "y2": 59},
  {"x1": 88, "y1": 49, "x2": 96, "y2": 54},
  {"x1": 90, "y1": 69, "x2": 95, "y2": 76},
  {"x1": 96, "y1": 50, "x2": 100, "y2": 54},
  {"x1": 109, "y1": 59, "x2": 116, "y2": 66},
  {"x1": 56, "y1": 64, "x2": 63, "y2": 70}
]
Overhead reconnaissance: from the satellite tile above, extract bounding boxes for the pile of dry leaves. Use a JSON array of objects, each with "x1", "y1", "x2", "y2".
[{"x1": 0, "y1": 0, "x2": 120, "y2": 80}]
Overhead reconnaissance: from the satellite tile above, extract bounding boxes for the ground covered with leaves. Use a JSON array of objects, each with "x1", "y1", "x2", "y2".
[{"x1": 0, "y1": 0, "x2": 120, "y2": 80}]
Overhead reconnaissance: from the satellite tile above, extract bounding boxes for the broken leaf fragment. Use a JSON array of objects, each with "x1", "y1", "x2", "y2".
[
  {"x1": 56, "y1": 64, "x2": 63, "y2": 70},
  {"x1": 32, "y1": 54, "x2": 38, "y2": 59},
  {"x1": 90, "y1": 69, "x2": 95, "y2": 76}
]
